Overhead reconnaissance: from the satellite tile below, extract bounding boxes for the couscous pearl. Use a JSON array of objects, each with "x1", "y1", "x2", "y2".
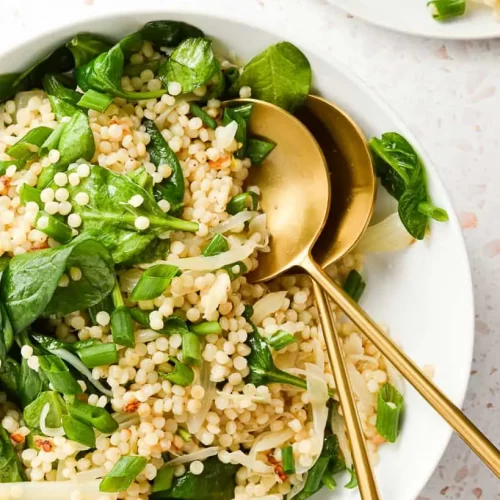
[
  {"x1": 68, "y1": 173, "x2": 81, "y2": 186},
  {"x1": 59, "y1": 201, "x2": 72, "y2": 215},
  {"x1": 158, "y1": 200, "x2": 170, "y2": 212},
  {"x1": 77, "y1": 164, "x2": 90, "y2": 177},
  {"x1": 129, "y1": 194, "x2": 144, "y2": 207},
  {"x1": 40, "y1": 188, "x2": 55, "y2": 203},
  {"x1": 68, "y1": 214, "x2": 82, "y2": 228},
  {"x1": 168, "y1": 82, "x2": 182, "y2": 96},
  {"x1": 69, "y1": 267, "x2": 82, "y2": 281},
  {"x1": 96, "y1": 311, "x2": 110, "y2": 326},
  {"x1": 74, "y1": 192, "x2": 90, "y2": 206},
  {"x1": 190, "y1": 461, "x2": 204, "y2": 475},
  {"x1": 135, "y1": 216, "x2": 150, "y2": 230},
  {"x1": 55, "y1": 188, "x2": 69, "y2": 202},
  {"x1": 54, "y1": 173, "x2": 68, "y2": 187}
]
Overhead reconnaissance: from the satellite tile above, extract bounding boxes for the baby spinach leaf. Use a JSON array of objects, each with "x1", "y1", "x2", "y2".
[
  {"x1": 227, "y1": 191, "x2": 258, "y2": 215},
  {"x1": 124, "y1": 60, "x2": 161, "y2": 78},
  {"x1": 0, "y1": 159, "x2": 24, "y2": 176},
  {"x1": 76, "y1": 43, "x2": 165, "y2": 100},
  {"x1": 144, "y1": 119, "x2": 185, "y2": 215},
  {"x1": 0, "y1": 73, "x2": 24, "y2": 102},
  {"x1": 0, "y1": 426, "x2": 26, "y2": 482},
  {"x1": 141, "y1": 20, "x2": 204, "y2": 47},
  {"x1": 43, "y1": 73, "x2": 81, "y2": 106},
  {"x1": 7, "y1": 126, "x2": 53, "y2": 162},
  {"x1": 369, "y1": 132, "x2": 448, "y2": 240},
  {"x1": 151, "y1": 457, "x2": 238, "y2": 500},
  {"x1": 61, "y1": 164, "x2": 197, "y2": 263},
  {"x1": 37, "y1": 111, "x2": 95, "y2": 188},
  {"x1": 159, "y1": 37, "x2": 218, "y2": 94},
  {"x1": 67, "y1": 34, "x2": 112, "y2": 68},
  {"x1": 232, "y1": 42, "x2": 311, "y2": 112},
  {"x1": 0, "y1": 303, "x2": 14, "y2": 365},
  {"x1": 1, "y1": 234, "x2": 115, "y2": 333},
  {"x1": 23, "y1": 390, "x2": 67, "y2": 429},
  {"x1": 0, "y1": 357, "x2": 20, "y2": 403},
  {"x1": 48, "y1": 95, "x2": 80, "y2": 121},
  {"x1": 247, "y1": 137, "x2": 276, "y2": 165},
  {"x1": 127, "y1": 166, "x2": 154, "y2": 195}
]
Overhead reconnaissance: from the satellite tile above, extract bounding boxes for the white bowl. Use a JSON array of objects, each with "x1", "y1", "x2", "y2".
[{"x1": 0, "y1": 8, "x2": 474, "y2": 500}]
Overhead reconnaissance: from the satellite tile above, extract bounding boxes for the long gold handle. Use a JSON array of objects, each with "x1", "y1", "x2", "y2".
[
  {"x1": 302, "y1": 255, "x2": 500, "y2": 477},
  {"x1": 313, "y1": 280, "x2": 380, "y2": 499}
]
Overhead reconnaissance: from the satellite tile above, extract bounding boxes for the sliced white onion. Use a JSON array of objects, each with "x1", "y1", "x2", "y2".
[
  {"x1": 187, "y1": 361, "x2": 216, "y2": 434},
  {"x1": 331, "y1": 407, "x2": 352, "y2": 469},
  {"x1": 0, "y1": 480, "x2": 114, "y2": 500},
  {"x1": 112, "y1": 412, "x2": 141, "y2": 429},
  {"x1": 220, "y1": 391, "x2": 271, "y2": 405},
  {"x1": 356, "y1": 212, "x2": 414, "y2": 253},
  {"x1": 346, "y1": 364, "x2": 376, "y2": 410},
  {"x1": 312, "y1": 337, "x2": 325, "y2": 371},
  {"x1": 201, "y1": 272, "x2": 231, "y2": 319},
  {"x1": 14, "y1": 90, "x2": 47, "y2": 112},
  {"x1": 214, "y1": 120, "x2": 238, "y2": 150},
  {"x1": 118, "y1": 269, "x2": 144, "y2": 294},
  {"x1": 251, "y1": 291, "x2": 288, "y2": 326},
  {"x1": 386, "y1": 359, "x2": 405, "y2": 395},
  {"x1": 52, "y1": 348, "x2": 113, "y2": 397},
  {"x1": 40, "y1": 403, "x2": 65, "y2": 438},
  {"x1": 213, "y1": 211, "x2": 259, "y2": 234},
  {"x1": 135, "y1": 329, "x2": 161, "y2": 344},
  {"x1": 142, "y1": 241, "x2": 257, "y2": 271},
  {"x1": 249, "y1": 428, "x2": 294, "y2": 459},
  {"x1": 164, "y1": 447, "x2": 219, "y2": 467},
  {"x1": 75, "y1": 466, "x2": 106, "y2": 482},
  {"x1": 224, "y1": 450, "x2": 274, "y2": 474}
]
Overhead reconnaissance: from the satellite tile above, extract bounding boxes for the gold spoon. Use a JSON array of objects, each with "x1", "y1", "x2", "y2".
[{"x1": 230, "y1": 98, "x2": 500, "y2": 477}]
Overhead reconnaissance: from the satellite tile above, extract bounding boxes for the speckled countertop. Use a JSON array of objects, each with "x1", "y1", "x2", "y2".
[{"x1": 0, "y1": 0, "x2": 498, "y2": 498}]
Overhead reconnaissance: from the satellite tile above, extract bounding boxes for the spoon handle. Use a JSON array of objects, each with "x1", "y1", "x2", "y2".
[
  {"x1": 302, "y1": 256, "x2": 500, "y2": 478},
  {"x1": 312, "y1": 280, "x2": 380, "y2": 500}
]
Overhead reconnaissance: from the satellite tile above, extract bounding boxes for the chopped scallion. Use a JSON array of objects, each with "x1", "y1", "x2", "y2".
[
  {"x1": 19, "y1": 184, "x2": 42, "y2": 207},
  {"x1": 38, "y1": 355, "x2": 82, "y2": 395},
  {"x1": 189, "y1": 321, "x2": 222, "y2": 336},
  {"x1": 344, "y1": 467, "x2": 358, "y2": 489},
  {"x1": 177, "y1": 427, "x2": 192, "y2": 442},
  {"x1": 281, "y1": 446, "x2": 295, "y2": 474},
  {"x1": 159, "y1": 357, "x2": 194, "y2": 387},
  {"x1": 247, "y1": 137, "x2": 276, "y2": 165},
  {"x1": 78, "y1": 89, "x2": 114, "y2": 112},
  {"x1": 62, "y1": 414, "x2": 96, "y2": 448},
  {"x1": 427, "y1": 0, "x2": 466, "y2": 21},
  {"x1": 418, "y1": 201, "x2": 449, "y2": 222},
  {"x1": 152, "y1": 466, "x2": 174, "y2": 493},
  {"x1": 100, "y1": 456, "x2": 148, "y2": 492},
  {"x1": 376, "y1": 383, "x2": 404, "y2": 443},
  {"x1": 202, "y1": 233, "x2": 229, "y2": 257},
  {"x1": 182, "y1": 332, "x2": 201, "y2": 366},
  {"x1": 6, "y1": 126, "x2": 53, "y2": 161},
  {"x1": 266, "y1": 331, "x2": 297, "y2": 351},
  {"x1": 343, "y1": 269, "x2": 366, "y2": 303},
  {"x1": 130, "y1": 264, "x2": 180, "y2": 301},
  {"x1": 111, "y1": 281, "x2": 134, "y2": 347},
  {"x1": 222, "y1": 260, "x2": 247, "y2": 280},
  {"x1": 190, "y1": 103, "x2": 217, "y2": 129},
  {"x1": 77, "y1": 343, "x2": 119, "y2": 368},
  {"x1": 35, "y1": 211, "x2": 73, "y2": 243},
  {"x1": 226, "y1": 192, "x2": 259, "y2": 215},
  {"x1": 67, "y1": 397, "x2": 118, "y2": 434}
]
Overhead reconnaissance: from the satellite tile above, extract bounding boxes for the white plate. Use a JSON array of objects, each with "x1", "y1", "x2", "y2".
[
  {"x1": 0, "y1": 7, "x2": 474, "y2": 500},
  {"x1": 329, "y1": 0, "x2": 500, "y2": 39}
]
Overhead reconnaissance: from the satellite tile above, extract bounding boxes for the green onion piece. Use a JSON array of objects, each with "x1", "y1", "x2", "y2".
[
  {"x1": 343, "y1": 270, "x2": 366, "y2": 303},
  {"x1": 222, "y1": 261, "x2": 247, "y2": 280},
  {"x1": 182, "y1": 332, "x2": 201, "y2": 366},
  {"x1": 189, "y1": 321, "x2": 222, "y2": 336},
  {"x1": 130, "y1": 264, "x2": 180, "y2": 301},
  {"x1": 35, "y1": 211, "x2": 73, "y2": 243},
  {"x1": 78, "y1": 343, "x2": 119, "y2": 368},
  {"x1": 247, "y1": 137, "x2": 276, "y2": 165},
  {"x1": 226, "y1": 192, "x2": 259, "y2": 215},
  {"x1": 322, "y1": 474, "x2": 337, "y2": 490},
  {"x1": 111, "y1": 282, "x2": 134, "y2": 347},
  {"x1": 70, "y1": 338, "x2": 102, "y2": 353},
  {"x1": 267, "y1": 331, "x2": 297, "y2": 351},
  {"x1": 345, "y1": 467, "x2": 358, "y2": 489},
  {"x1": 418, "y1": 201, "x2": 449, "y2": 222},
  {"x1": 152, "y1": 466, "x2": 174, "y2": 493},
  {"x1": 62, "y1": 414, "x2": 96, "y2": 448},
  {"x1": 202, "y1": 233, "x2": 229, "y2": 257},
  {"x1": 19, "y1": 184, "x2": 42, "y2": 207},
  {"x1": 78, "y1": 89, "x2": 114, "y2": 112},
  {"x1": 100, "y1": 456, "x2": 148, "y2": 493},
  {"x1": 159, "y1": 357, "x2": 194, "y2": 387},
  {"x1": 230, "y1": 103, "x2": 253, "y2": 123},
  {"x1": 6, "y1": 126, "x2": 53, "y2": 161},
  {"x1": 123, "y1": 60, "x2": 161, "y2": 77},
  {"x1": 376, "y1": 383, "x2": 404, "y2": 443},
  {"x1": 0, "y1": 159, "x2": 24, "y2": 175},
  {"x1": 281, "y1": 446, "x2": 295, "y2": 474},
  {"x1": 38, "y1": 355, "x2": 82, "y2": 395},
  {"x1": 177, "y1": 427, "x2": 192, "y2": 442},
  {"x1": 67, "y1": 397, "x2": 119, "y2": 433},
  {"x1": 190, "y1": 103, "x2": 217, "y2": 129},
  {"x1": 304, "y1": 456, "x2": 330, "y2": 492},
  {"x1": 39, "y1": 123, "x2": 66, "y2": 158},
  {"x1": 427, "y1": 0, "x2": 466, "y2": 21}
]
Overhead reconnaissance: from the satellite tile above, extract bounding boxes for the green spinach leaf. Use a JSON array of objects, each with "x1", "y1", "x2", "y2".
[
  {"x1": 141, "y1": 21, "x2": 204, "y2": 47},
  {"x1": 1, "y1": 234, "x2": 115, "y2": 332},
  {"x1": 0, "y1": 303, "x2": 14, "y2": 365},
  {"x1": 61, "y1": 164, "x2": 197, "y2": 263},
  {"x1": 43, "y1": 73, "x2": 81, "y2": 106},
  {"x1": 144, "y1": 119, "x2": 185, "y2": 215},
  {"x1": 247, "y1": 137, "x2": 276, "y2": 165},
  {"x1": 67, "y1": 34, "x2": 112, "y2": 68},
  {"x1": 159, "y1": 37, "x2": 218, "y2": 94},
  {"x1": 6, "y1": 126, "x2": 53, "y2": 163},
  {"x1": 232, "y1": 42, "x2": 311, "y2": 112},
  {"x1": 0, "y1": 357, "x2": 20, "y2": 403},
  {"x1": 23, "y1": 391, "x2": 67, "y2": 430},
  {"x1": 0, "y1": 426, "x2": 26, "y2": 482}
]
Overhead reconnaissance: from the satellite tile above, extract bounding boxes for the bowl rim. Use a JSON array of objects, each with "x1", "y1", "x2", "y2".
[{"x1": 0, "y1": 7, "x2": 475, "y2": 499}]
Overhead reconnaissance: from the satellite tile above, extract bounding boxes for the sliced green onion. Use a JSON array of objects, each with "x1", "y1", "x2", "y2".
[
  {"x1": 189, "y1": 321, "x2": 222, "y2": 336},
  {"x1": 230, "y1": 103, "x2": 253, "y2": 123},
  {"x1": 247, "y1": 137, "x2": 276, "y2": 165},
  {"x1": 130, "y1": 264, "x2": 180, "y2": 301},
  {"x1": 226, "y1": 192, "x2": 259, "y2": 215},
  {"x1": 345, "y1": 467, "x2": 358, "y2": 489},
  {"x1": 267, "y1": 331, "x2": 297, "y2": 351},
  {"x1": 67, "y1": 397, "x2": 119, "y2": 433},
  {"x1": 202, "y1": 233, "x2": 229, "y2": 257},
  {"x1": 100, "y1": 455, "x2": 148, "y2": 493},
  {"x1": 78, "y1": 89, "x2": 114, "y2": 112},
  {"x1": 177, "y1": 427, "x2": 192, "y2": 442},
  {"x1": 124, "y1": 60, "x2": 161, "y2": 77},
  {"x1": 190, "y1": 103, "x2": 217, "y2": 129},
  {"x1": 322, "y1": 474, "x2": 337, "y2": 490},
  {"x1": 304, "y1": 456, "x2": 330, "y2": 492},
  {"x1": 70, "y1": 338, "x2": 102, "y2": 353},
  {"x1": 427, "y1": 0, "x2": 465, "y2": 21},
  {"x1": 281, "y1": 446, "x2": 295, "y2": 474},
  {"x1": 19, "y1": 184, "x2": 42, "y2": 207},
  {"x1": 111, "y1": 282, "x2": 134, "y2": 347},
  {"x1": 78, "y1": 343, "x2": 119, "y2": 368},
  {"x1": 39, "y1": 123, "x2": 66, "y2": 157},
  {"x1": 62, "y1": 414, "x2": 96, "y2": 448},
  {"x1": 152, "y1": 466, "x2": 174, "y2": 493},
  {"x1": 35, "y1": 211, "x2": 73, "y2": 243},
  {"x1": 129, "y1": 308, "x2": 189, "y2": 335},
  {"x1": 376, "y1": 383, "x2": 404, "y2": 443},
  {"x1": 343, "y1": 270, "x2": 366, "y2": 303},
  {"x1": 6, "y1": 126, "x2": 53, "y2": 161},
  {"x1": 182, "y1": 332, "x2": 201, "y2": 366},
  {"x1": 222, "y1": 260, "x2": 247, "y2": 280},
  {"x1": 159, "y1": 357, "x2": 194, "y2": 387},
  {"x1": 418, "y1": 201, "x2": 449, "y2": 222},
  {"x1": 0, "y1": 159, "x2": 24, "y2": 175},
  {"x1": 38, "y1": 355, "x2": 82, "y2": 395}
]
